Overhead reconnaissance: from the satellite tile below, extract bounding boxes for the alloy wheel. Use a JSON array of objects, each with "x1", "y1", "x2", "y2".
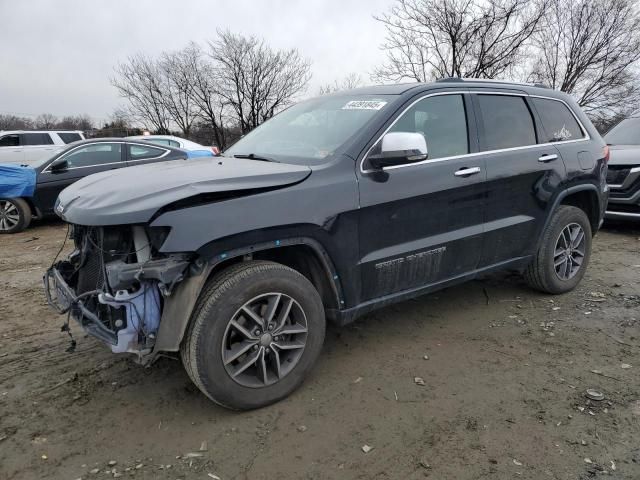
[
  {"x1": 221, "y1": 293, "x2": 308, "y2": 388},
  {"x1": 554, "y1": 222, "x2": 585, "y2": 280},
  {"x1": 0, "y1": 200, "x2": 20, "y2": 231}
]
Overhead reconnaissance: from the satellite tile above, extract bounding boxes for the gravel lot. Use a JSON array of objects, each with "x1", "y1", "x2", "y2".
[{"x1": 1, "y1": 219, "x2": 639, "y2": 480}]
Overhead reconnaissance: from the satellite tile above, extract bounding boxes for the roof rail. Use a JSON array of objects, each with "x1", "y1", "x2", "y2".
[{"x1": 436, "y1": 77, "x2": 549, "y2": 89}]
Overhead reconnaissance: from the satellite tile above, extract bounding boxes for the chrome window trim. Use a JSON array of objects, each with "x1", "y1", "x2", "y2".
[
  {"x1": 126, "y1": 142, "x2": 171, "y2": 162},
  {"x1": 42, "y1": 142, "x2": 170, "y2": 172},
  {"x1": 360, "y1": 90, "x2": 591, "y2": 174},
  {"x1": 42, "y1": 141, "x2": 126, "y2": 172}
]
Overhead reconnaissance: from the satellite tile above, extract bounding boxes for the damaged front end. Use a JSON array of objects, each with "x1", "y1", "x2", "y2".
[{"x1": 44, "y1": 224, "x2": 192, "y2": 360}]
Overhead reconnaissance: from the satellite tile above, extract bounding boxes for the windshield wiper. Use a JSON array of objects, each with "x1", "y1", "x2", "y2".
[{"x1": 232, "y1": 153, "x2": 279, "y2": 163}]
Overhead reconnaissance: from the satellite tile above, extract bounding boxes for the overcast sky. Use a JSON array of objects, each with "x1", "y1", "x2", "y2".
[{"x1": 0, "y1": 0, "x2": 394, "y2": 125}]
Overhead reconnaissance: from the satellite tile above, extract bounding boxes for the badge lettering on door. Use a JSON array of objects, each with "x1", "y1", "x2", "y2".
[{"x1": 374, "y1": 246, "x2": 447, "y2": 293}]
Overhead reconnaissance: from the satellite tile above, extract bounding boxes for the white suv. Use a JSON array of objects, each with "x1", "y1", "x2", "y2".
[{"x1": 0, "y1": 130, "x2": 85, "y2": 165}]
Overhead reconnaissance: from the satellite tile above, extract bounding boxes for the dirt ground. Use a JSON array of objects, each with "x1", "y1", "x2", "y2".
[{"x1": 1, "y1": 220, "x2": 639, "y2": 480}]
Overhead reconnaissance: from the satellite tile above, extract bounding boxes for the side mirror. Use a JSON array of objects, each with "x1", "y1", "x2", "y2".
[
  {"x1": 368, "y1": 132, "x2": 428, "y2": 170},
  {"x1": 50, "y1": 158, "x2": 68, "y2": 172}
]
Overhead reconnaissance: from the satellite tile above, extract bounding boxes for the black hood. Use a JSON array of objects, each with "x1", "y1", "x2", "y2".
[{"x1": 56, "y1": 157, "x2": 311, "y2": 225}]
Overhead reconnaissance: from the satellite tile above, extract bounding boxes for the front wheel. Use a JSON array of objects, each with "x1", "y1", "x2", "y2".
[
  {"x1": 525, "y1": 205, "x2": 592, "y2": 294},
  {"x1": 181, "y1": 261, "x2": 326, "y2": 410},
  {"x1": 0, "y1": 198, "x2": 31, "y2": 234}
]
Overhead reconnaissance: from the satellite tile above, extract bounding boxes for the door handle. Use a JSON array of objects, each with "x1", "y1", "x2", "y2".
[
  {"x1": 454, "y1": 167, "x2": 481, "y2": 177},
  {"x1": 538, "y1": 154, "x2": 558, "y2": 162}
]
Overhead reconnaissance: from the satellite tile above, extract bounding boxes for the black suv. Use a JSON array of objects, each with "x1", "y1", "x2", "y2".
[{"x1": 45, "y1": 79, "x2": 608, "y2": 410}]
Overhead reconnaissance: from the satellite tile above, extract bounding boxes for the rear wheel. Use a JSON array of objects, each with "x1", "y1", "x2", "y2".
[
  {"x1": 525, "y1": 205, "x2": 592, "y2": 294},
  {"x1": 0, "y1": 198, "x2": 31, "y2": 234},
  {"x1": 181, "y1": 261, "x2": 325, "y2": 410}
]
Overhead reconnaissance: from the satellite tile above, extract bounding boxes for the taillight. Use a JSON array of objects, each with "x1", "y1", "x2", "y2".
[{"x1": 603, "y1": 145, "x2": 610, "y2": 163}]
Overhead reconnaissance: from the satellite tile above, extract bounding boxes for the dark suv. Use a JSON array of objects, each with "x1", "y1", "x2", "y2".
[{"x1": 45, "y1": 79, "x2": 608, "y2": 410}]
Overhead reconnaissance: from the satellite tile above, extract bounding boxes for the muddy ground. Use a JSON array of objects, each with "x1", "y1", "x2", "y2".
[{"x1": 1, "y1": 220, "x2": 639, "y2": 480}]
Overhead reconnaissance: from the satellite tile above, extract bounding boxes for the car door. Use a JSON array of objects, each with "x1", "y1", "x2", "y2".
[
  {"x1": 0, "y1": 134, "x2": 24, "y2": 164},
  {"x1": 471, "y1": 91, "x2": 567, "y2": 268},
  {"x1": 125, "y1": 143, "x2": 172, "y2": 167},
  {"x1": 21, "y1": 133, "x2": 57, "y2": 164},
  {"x1": 357, "y1": 92, "x2": 487, "y2": 301},
  {"x1": 34, "y1": 142, "x2": 126, "y2": 214}
]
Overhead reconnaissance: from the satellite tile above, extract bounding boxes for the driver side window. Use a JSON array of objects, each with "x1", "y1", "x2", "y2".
[
  {"x1": 63, "y1": 143, "x2": 122, "y2": 168},
  {"x1": 388, "y1": 94, "x2": 469, "y2": 160}
]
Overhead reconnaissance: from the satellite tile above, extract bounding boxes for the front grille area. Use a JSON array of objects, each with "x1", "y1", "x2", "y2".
[
  {"x1": 607, "y1": 166, "x2": 631, "y2": 185},
  {"x1": 76, "y1": 229, "x2": 105, "y2": 295}
]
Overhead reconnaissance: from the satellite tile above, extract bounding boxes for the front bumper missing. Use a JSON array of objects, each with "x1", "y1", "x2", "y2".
[{"x1": 44, "y1": 264, "x2": 119, "y2": 346}]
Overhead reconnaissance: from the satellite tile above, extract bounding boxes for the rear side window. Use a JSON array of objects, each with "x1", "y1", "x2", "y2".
[
  {"x1": 62, "y1": 143, "x2": 122, "y2": 168},
  {"x1": 58, "y1": 132, "x2": 83, "y2": 144},
  {"x1": 146, "y1": 138, "x2": 180, "y2": 147},
  {"x1": 128, "y1": 144, "x2": 167, "y2": 161},
  {"x1": 0, "y1": 134, "x2": 20, "y2": 147},
  {"x1": 23, "y1": 133, "x2": 54, "y2": 146},
  {"x1": 532, "y1": 98, "x2": 584, "y2": 142},
  {"x1": 477, "y1": 95, "x2": 536, "y2": 150},
  {"x1": 388, "y1": 94, "x2": 469, "y2": 159}
]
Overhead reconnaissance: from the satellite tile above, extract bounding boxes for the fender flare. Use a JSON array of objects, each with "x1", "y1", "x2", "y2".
[
  {"x1": 535, "y1": 183, "x2": 601, "y2": 252},
  {"x1": 152, "y1": 236, "x2": 344, "y2": 355}
]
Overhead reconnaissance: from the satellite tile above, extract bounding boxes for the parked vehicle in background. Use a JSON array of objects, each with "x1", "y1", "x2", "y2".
[
  {"x1": 0, "y1": 130, "x2": 85, "y2": 165},
  {"x1": 46, "y1": 79, "x2": 608, "y2": 410},
  {"x1": 0, "y1": 138, "x2": 193, "y2": 233},
  {"x1": 603, "y1": 114, "x2": 640, "y2": 220},
  {"x1": 127, "y1": 134, "x2": 218, "y2": 157}
]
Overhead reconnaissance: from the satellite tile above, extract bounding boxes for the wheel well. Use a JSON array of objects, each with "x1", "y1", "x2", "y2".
[
  {"x1": 560, "y1": 190, "x2": 599, "y2": 232},
  {"x1": 204, "y1": 245, "x2": 339, "y2": 310}
]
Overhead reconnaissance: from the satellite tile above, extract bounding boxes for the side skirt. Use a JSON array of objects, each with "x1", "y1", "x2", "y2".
[{"x1": 329, "y1": 256, "x2": 532, "y2": 326}]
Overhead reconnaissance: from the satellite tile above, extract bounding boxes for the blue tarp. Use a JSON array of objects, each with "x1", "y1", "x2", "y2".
[
  {"x1": 0, "y1": 164, "x2": 36, "y2": 198},
  {"x1": 186, "y1": 149, "x2": 215, "y2": 159}
]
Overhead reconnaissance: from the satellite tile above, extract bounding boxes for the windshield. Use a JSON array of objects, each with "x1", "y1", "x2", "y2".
[
  {"x1": 224, "y1": 95, "x2": 395, "y2": 164},
  {"x1": 605, "y1": 117, "x2": 640, "y2": 145}
]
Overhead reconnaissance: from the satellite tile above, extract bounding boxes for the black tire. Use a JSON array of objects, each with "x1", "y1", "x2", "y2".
[
  {"x1": 181, "y1": 260, "x2": 326, "y2": 410},
  {"x1": 525, "y1": 205, "x2": 592, "y2": 294},
  {"x1": 0, "y1": 197, "x2": 31, "y2": 234}
]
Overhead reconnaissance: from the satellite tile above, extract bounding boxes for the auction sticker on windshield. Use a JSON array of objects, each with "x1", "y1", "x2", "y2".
[{"x1": 342, "y1": 100, "x2": 387, "y2": 110}]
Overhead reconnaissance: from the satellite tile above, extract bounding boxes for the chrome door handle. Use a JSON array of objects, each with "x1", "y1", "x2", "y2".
[
  {"x1": 538, "y1": 154, "x2": 558, "y2": 162},
  {"x1": 454, "y1": 167, "x2": 481, "y2": 177}
]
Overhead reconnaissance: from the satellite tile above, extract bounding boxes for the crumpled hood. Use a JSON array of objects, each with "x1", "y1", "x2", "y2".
[
  {"x1": 57, "y1": 157, "x2": 311, "y2": 225},
  {"x1": 608, "y1": 145, "x2": 640, "y2": 166}
]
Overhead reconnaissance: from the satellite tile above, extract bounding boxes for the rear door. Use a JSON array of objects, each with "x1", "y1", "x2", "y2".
[
  {"x1": 357, "y1": 91, "x2": 487, "y2": 301},
  {"x1": 21, "y1": 133, "x2": 57, "y2": 164},
  {"x1": 0, "y1": 134, "x2": 23, "y2": 164},
  {"x1": 471, "y1": 91, "x2": 567, "y2": 267},
  {"x1": 35, "y1": 142, "x2": 126, "y2": 214}
]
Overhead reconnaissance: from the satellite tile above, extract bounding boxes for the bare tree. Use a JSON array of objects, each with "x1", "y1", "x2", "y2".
[
  {"x1": 0, "y1": 114, "x2": 34, "y2": 130},
  {"x1": 35, "y1": 113, "x2": 58, "y2": 129},
  {"x1": 159, "y1": 47, "x2": 200, "y2": 136},
  {"x1": 209, "y1": 30, "x2": 311, "y2": 134},
  {"x1": 373, "y1": 0, "x2": 547, "y2": 82},
  {"x1": 111, "y1": 54, "x2": 172, "y2": 133},
  {"x1": 528, "y1": 0, "x2": 640, "y2": 122},
  {"x1": 57, "y1": 114, "x2": 94, "y2": 130},
  {"x1": 318, "y1": 73, "x2": 364, "y2": 95},
  {"x1": 180, "y1": 42, "x2": 229, "y2": 149}
]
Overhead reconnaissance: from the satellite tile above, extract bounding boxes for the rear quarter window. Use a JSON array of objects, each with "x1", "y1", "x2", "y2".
[
  {"x1": 58, "y1": 132, "x2": 83, "y2": 144},
  {"x1": 532, "y1": 98, "x2": 585, "y2": 142}
]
